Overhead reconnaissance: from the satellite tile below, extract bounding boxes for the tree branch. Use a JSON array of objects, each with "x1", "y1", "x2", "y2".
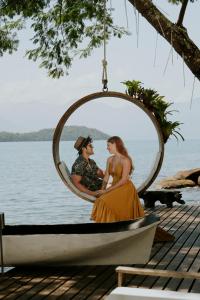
[
  {"x1": 177, "y1": 0, "x2": 189, "y2": 26},
  {"x1": 128, "y1": 0, "x2": 200, "y2": 81}
]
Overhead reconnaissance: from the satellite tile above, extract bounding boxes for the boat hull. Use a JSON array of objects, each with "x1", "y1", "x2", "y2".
[{"x1": 2, "y1": 214, "x2": 159, "y2": 266}]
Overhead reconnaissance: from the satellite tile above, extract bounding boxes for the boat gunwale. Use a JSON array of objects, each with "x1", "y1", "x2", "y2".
[{"x1": 3, "y1": 214, "x2": 159, "y2": 236}]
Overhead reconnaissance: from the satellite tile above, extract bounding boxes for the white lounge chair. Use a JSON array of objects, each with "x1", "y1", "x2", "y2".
[
  {"x1": 108, "y1": 267, "x2": 200, "y2": 300},
  {"x1": 107, "y1": 287, "x2": 200, "y2": 300}
]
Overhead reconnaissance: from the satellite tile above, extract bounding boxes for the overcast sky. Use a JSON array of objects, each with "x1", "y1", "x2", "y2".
[{"x1": 0, "y1": 0, "x2": 199, "y2": 140}]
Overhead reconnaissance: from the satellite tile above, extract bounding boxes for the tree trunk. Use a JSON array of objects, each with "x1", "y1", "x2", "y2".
[{"x1": 128, "y1": 0, "x2": 200, "y2": 81}]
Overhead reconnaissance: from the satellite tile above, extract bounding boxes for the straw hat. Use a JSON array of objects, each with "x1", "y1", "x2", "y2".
[{"x1": 74, "y1": 136, "x2": 92, "y2": 151}]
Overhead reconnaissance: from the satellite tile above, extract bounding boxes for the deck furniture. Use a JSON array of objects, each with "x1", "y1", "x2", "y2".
[
  {"x1": 107, "y1": 287, "x2": 200, "y2": 299},
  {"x1": 106, "y1": 266, "x2": 200, "y2": 299},
  {"x1": 116, "y1": 266, "x2": 200, "y2": 287}
]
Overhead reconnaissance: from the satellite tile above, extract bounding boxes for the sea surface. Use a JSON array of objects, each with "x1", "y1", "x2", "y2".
[{"x1": 0, "y1": 139, "x2": 199, "y2": 225}]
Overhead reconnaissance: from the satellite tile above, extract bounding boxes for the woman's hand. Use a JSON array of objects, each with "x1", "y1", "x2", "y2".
[{"x1": 94, "y1": 189, "x2": 106, "y2": 197}]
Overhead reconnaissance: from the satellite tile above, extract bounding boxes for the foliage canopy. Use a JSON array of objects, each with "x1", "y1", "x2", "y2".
[
  {"x1": 0, "y1": 0, "x2": 126, "y2": 77},
  {"x1": 0, "y1": 0, "x2": 199, "y2": 78}
]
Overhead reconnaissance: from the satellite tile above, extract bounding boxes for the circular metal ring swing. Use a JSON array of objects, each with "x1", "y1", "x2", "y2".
[{"x1": 53, "y1": 91, "x2": 164, "y2": 203}]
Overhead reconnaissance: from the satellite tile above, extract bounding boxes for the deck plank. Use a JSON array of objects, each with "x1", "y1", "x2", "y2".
[
  {"x1": 126, "y1": 205, "x2": 197, "y2": 288},
  {"x1": 0, "y1": 276, "x2": 32, "y2": 300},
  {"x1": 99, "y1": 206, "x2": 191, "y2": 299},
  {"x1": 190, "y1": 278, "x2": 200, "y2": 293},
  {"x1": 151, "y1": 207, "x2": 200, "y2": 292},
  {"x1": 137, "y1": 206, "x2": 199, "y2": 290},
  {"x1": 165, "y1": 239, "x2": 200, "y2": 293},
  {"x1": 178, "y1": 250, "x2": 200, "y2": 293},
  {"x1": 163, "y1": 213, "x2": 200, "y2": 292},
  {"x1": 64, "y1": 267, "x2": 114, "y2": 300},
  {"x1": 48, "y1": 266, "x2": 108, "y2": 300},
  {"x1": 29, "y1": 267, "x2": 93, "y2": 300},
  {"x1": 15, "y1": 267, "x2": 82, "y2": 300}
]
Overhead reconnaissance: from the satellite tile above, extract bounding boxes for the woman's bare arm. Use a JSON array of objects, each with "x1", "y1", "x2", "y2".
[{"x1": 101, "y1": 157, "x2": 111, "y2": 190}]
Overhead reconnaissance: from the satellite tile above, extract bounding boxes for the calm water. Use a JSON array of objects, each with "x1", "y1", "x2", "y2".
[{"x1": 0, "y1": 139, "x2": 199, "y2": 225}]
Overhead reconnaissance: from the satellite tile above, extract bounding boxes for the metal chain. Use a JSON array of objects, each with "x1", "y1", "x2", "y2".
[{"x1": 102, "y1": 0, "x2": 108, "y2": 91}]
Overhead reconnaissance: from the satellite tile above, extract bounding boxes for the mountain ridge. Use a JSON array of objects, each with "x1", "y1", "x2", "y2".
[{"x1": 0, "y1": 126, "x2": 110, "y2": 142}]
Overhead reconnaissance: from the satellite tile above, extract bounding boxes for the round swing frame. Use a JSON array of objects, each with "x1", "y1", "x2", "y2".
[{"x1": 52, "y1": 91, "x2": 164, "y2": 202}]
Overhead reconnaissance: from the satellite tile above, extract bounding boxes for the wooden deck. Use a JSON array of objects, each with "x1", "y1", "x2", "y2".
[{"x1": 0, "y1": 205, "x2": 200, "y2": 299}]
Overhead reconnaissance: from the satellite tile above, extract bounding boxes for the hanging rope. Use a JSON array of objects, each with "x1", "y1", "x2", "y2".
[
  {"x1": 133, "y1": 1, "x2": 139, "y2": 47},
  {"x1": 182, "y1": 53, "x2": 186, "y2": 87},
  {"x1": 124, "y1": 0, "x2": 129, "y2": 30},
  {"x1": 163, "y1": 28, "x2": 174, "y2": 75},
  {"x1": 155, "y1": 4, "x2": 169, "y2": 17},
  {"x1": 102, "y1": 0, "x2": 108, "y2": 91},
  {"x1": 170, "y1": 28, "x2": 174, "y2": 65},
  {"x1": 153, "y1": 32, "x2": 158, "y2": 67},
  {"x1": 163, "y1": 47, "x2": 173, "y2": 75},
  {"x1": 190, "y1": 76, "x2": 196, "y2": 109},
  {"x1": 156, "y1": 16, "x2": 166, "y2": 38},
  {"x1": 136, "y1": 11, "x2": 140, "y2": 48}
]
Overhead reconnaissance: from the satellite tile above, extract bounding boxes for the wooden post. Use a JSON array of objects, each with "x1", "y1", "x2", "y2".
[{"x1": 118, "y1": 271, "x2": 124, "y2": 287}]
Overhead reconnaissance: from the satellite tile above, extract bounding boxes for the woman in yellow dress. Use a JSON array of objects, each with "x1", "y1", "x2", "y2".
[{"x1": 91, "y1": 136, "x2": 145, "y2": 223}]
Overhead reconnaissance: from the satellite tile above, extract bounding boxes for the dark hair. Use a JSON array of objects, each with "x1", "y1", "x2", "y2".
[
  {"x1": 107, "y1": 136, "x2": 133, "y2": 174},
  {"x1": 78, "y1": 136, "x2": 92, "y2": 155}
]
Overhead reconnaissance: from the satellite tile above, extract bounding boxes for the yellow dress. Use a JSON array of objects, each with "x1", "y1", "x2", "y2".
[{"x1": 91, "y1": 162, "x2": 145, "y2": 223}]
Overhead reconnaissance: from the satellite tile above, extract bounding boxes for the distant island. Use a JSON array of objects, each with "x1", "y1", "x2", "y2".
[{"x1": 0, "y1": 126, "x2": 110, "y2": 142}]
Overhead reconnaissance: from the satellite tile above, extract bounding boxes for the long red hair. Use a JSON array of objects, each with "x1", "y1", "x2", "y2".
[{"x1": 107, "y1": 136, "x2": 134, "y2": 174}]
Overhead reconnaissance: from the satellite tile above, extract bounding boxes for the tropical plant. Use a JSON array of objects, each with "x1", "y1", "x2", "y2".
[
  {"x1": 161, "y1": 119, "x2": 184, "y2": 143},
  {"x1": 122, "y1": 80, "x2": 142, "y2": 98},
  {"x1": 122, "y1": 80, "x2": 184, "y2": 143}
]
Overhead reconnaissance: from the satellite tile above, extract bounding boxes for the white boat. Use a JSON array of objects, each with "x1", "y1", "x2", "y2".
[{"x1": 2, "y1": 214, "x2": 159, "y2": 267}]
